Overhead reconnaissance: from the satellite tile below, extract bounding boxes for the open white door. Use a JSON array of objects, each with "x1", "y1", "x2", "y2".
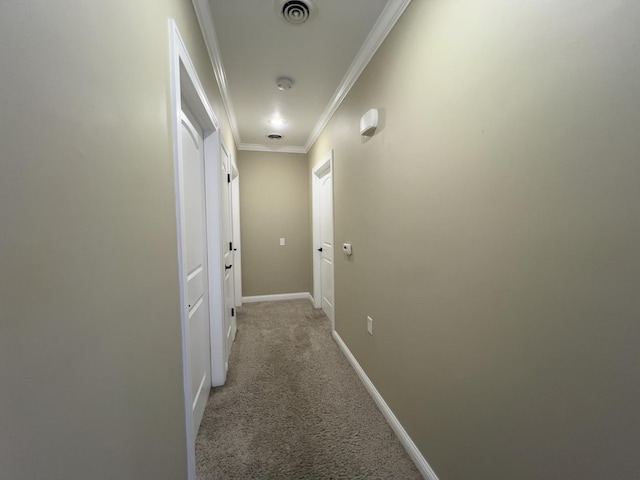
[
  {"x1": 231, "y1": 162, "x2": 243, "y2": 307},
  {"x1": 220, "y1": 143, "x2": 236, "y2": 369},
  {"x1": 312, "y1": 150, "x2": 335, "y2": 329},
  {"x1": 170, "y1": 20, "x2": 227, "y2": 478},
  {"x1": 178, "y1": 109, "x2": 211, "y2": 436}
]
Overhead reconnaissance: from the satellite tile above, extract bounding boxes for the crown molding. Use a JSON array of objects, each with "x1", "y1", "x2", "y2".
[
  {"x1": 238, "y1": 143, "x2": 308, "y2": 155},
  {"x1": 304, "y1": 0, "x2": 412, "y2": 152},
  {"x1": 192, "y1": 0, "x2": 242, "y2": 146},
  {"x1": 192, "y1": 0, "x2": 411, "y2": 153}
]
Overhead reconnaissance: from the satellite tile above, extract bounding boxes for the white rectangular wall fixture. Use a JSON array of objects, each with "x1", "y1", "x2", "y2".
[{"x1": 360, "y1": 108, "x2": 378, "y2": 136}]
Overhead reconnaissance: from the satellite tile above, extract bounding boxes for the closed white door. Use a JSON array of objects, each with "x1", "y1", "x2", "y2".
[
  {"x1": 320, "y1": 173, "x2": 334, "y2": 324},
  {"x1": 221, "y1": 144, "x2": 236, "y2": 368},
  {"x1": 180, "y1": 110, "x2": 211, "y2": 437}
]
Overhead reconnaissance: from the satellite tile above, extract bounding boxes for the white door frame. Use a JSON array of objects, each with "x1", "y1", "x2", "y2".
[
  {"x1": 312, "y1": 149, "x2": 335, "y2": 329},
  {"x1": 169, "y1": 20, "x2": 225, "y2": 479}
]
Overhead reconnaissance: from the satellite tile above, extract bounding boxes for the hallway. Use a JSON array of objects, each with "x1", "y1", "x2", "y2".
[
  {"x1": 4, "y1": 1, "x2": 640, "y2": 478},
  {"x1": 195, "y1": 300, "x2": 421, "y2": 479}
]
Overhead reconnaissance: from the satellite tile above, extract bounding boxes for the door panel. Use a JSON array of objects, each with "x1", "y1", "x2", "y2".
[
  {"x1": 180, "y1": 110, "x2": 211, "y2": 437},
  {"x1": 186, "y1": 267, "x2": 204, "y2": 311}
]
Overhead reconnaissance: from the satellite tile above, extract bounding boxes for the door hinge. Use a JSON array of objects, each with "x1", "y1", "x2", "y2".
[
  {"x1": 229, "y1": 241, "x2": 233, "y2": 251},
  {"x1": 227, "y1": 173, "x2": 231, "y2": 183},
  {"x1": 231, "y1": 308, "x2": 235, "y2": 317}
]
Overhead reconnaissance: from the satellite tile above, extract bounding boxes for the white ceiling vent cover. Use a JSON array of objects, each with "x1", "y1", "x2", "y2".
[{"x1": 277, "y1": 0, "x2": 315, "y2": 25}]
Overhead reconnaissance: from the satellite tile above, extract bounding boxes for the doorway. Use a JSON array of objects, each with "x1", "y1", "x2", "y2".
[
  {"x1": 170, "y1": 20, "x2": 228, "y2": 479},
  {"x1": 312, "y1": 150, "x2": 335, "y2": 329},
  {"x1": 220, "y1": 142, "x2": 237, "y2": 371},
  {"x1": 231, "y1": 161, "x2": 243, "y2": 307}
]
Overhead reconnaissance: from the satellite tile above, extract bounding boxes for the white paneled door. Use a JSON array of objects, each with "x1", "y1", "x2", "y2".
[
  {"x1": 313, "y1": 151, "x2": 335, "y2": 328},
  {"x1": 231, "y1": 164, "x2": 243, "y2": 307},
  {"x1": 180, "y1": 109, "x2": 211, "y2": 437},
  {"x1": 220, "y1": 144, "x2": 236, "y2": 369},
  {"x1": 319, "y1": 173, "x2": 335, "y2": 324}
]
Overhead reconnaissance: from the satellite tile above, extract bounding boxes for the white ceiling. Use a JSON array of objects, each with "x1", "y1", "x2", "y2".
[{"x1": 193, "y1": 0, "x2": 410, "y2": 153}]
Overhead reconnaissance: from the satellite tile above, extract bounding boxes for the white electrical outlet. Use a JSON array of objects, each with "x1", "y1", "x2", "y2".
[
  {"x1": 367, "y1": 316, "x2": 373, "y2": 335},
  {"x1": 280, "y1": 237, "x2": 285, "y2": 246}
]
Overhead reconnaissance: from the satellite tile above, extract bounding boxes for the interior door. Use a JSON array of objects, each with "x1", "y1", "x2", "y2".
[
  {"x1": 231, "y1": 165, "x2": 243, "y2": 307},
  {"x1": 180, "y1": 109, "x2": 211, "y2": 437},
  {"x1": 220, "y1": 144, "x2": 236, "y2": 368},
  {"x1": 320, "y1": 173, "x2": 335, "y2": 325}
]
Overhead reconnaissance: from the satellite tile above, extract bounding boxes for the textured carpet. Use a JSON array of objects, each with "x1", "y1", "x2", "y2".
[{"x1": 195, "y1": 299, "x2": 422, "y2": 479}]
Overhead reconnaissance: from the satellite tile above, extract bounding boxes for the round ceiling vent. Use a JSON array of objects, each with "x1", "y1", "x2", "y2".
[
  {"x1": 277, "y1": 0, "x2": 315, "y2": 25},
  {"x1": 267, "y1": 133, "x2": 283, "y2": 140}
]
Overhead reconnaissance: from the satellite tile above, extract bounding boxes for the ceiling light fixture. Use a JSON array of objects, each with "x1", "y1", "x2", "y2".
[
  {"x1": 267, "y1": 133, "x2": 283, "y2": 140},
  {"x1": 276, "y1": 77, "x2": 294, "y2": 91}
]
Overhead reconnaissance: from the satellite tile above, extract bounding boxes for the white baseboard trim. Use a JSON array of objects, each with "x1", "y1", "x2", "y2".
[
  {"x1": 332, "y1": 331, "x2": 439, "y2": 480},
  {"x1": 242, "y1": 292, "x2": 313, "y2": 303}
]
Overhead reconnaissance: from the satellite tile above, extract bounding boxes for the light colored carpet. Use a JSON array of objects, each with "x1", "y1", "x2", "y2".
[{"x1": 196, "y1": 299, "x2": 422, "y2": 479}]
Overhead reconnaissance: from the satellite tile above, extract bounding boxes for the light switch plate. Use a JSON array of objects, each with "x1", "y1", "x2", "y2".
[{"x1": 280, "y1": 237, "x2": 285, "y2": 246}]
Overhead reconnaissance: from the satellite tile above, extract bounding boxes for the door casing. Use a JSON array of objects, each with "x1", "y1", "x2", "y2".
[{"x1": 169, "y1": 20, "x2": 227, "y2": 479}]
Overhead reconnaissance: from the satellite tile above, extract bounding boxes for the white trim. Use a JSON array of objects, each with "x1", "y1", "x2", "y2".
[
  {"x1": 312, "y1": 150, "x2": 334, "y2": 329},
  {"x1": 304, "y1": 0, "x2": 411, "y2": 151},
  {"x1": 238, "y1": 143, "x2": 307, "y2": 154},
  {"x1": 191, "y1": 0, "x2": 241, "y2": 146},
  {"x1": 242, "y1": 292, "x2": 313, "y2": 303},
  {"x1": 332, "y1": 331, "x2": 439, "y2": 480}
]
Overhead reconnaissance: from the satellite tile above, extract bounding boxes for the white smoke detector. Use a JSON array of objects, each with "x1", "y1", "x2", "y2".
[
  {"x1": 360, "y1": 109, "x2": 379, "y2": 136},
  {"x1": 276, "y1": 77, "x2": 294, "y2": 91}
]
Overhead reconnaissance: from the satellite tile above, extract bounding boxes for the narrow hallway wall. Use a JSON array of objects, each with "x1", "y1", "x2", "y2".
[
  {"x1": 309, "y1": 0, "x2": 640, "y2": 478},
  {"x1": 0, "y1": 0, "x2": 235, "y2": 478},
  {"x1": 238, "y1": 151, "x2": 312, "y2": 297}
]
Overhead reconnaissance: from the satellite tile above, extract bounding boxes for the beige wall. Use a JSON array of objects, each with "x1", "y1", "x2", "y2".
[
  {"x1": 0, "y1": 1, "x2": 234, "y2": 478},
  {"x1": 238, "y1": 151, "x2": 311, "y2": 297},
  {"x1": 310, "y1": 0, "x2": 640, "y2": 478}
]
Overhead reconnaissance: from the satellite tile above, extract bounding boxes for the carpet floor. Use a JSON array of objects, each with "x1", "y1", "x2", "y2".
[{"x1": 195, "y1": 299, "x2": 422, "y2": 479}]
